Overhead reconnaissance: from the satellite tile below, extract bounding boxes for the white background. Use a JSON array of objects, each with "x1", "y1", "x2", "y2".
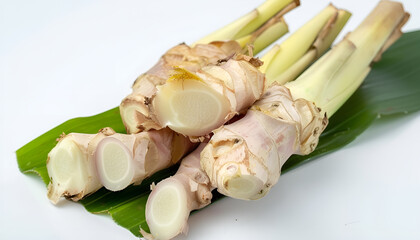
[{"x1": 1, "y1": 0, "x2": 420, "y2": 239}]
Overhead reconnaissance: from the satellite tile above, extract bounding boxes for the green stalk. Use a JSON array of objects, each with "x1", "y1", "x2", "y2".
[
  {"x1": 260, "y1": 5, "x2": 351, "y2": 84},
  {"x1": 314, "y1": 9, "x2": 352, "y2": 56},
  {"x1": 285, "y1": 0, "x2": 410, "y2": 117},
  {"x1": 194, "y1": 0, "x2": 299, "y2": 45},
  {"x1": 234, "y1": 0, "x2": 299, "y2": 38},
  {"x1": 261, "y1": 4, "x2": 338, "y2": 77},
  {"x1": 270, "y1": 9, "x2": 352, "y2": 85},
  {"x1": 236, "y1": 18, "x2": 288, "y2": 55}
]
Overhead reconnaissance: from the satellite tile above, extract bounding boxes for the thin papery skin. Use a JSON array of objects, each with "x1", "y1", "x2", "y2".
[
  {"x1": 142, "y1": 144, "x2": 212, "y2": 240},
  {"x1": 217, "y1": 58, "x2": 265, "y2": 112},
  {"x1": 200, "y1": 85, "x2": 327, "y2": 200},
  {"x1": 47, "y1": 127, "x2": 116, "y2": 204},
  {"x1": 120, "y1": 41, "x2": 242, "y2": 134},
  {"x1": 46, "y1": 127, "x2": 195, "y2": 203}
]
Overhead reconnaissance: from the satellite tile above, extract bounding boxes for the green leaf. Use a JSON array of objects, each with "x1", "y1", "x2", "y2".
[{"x1": 15, "y1": 30, "x2": 420, "y2": 237}]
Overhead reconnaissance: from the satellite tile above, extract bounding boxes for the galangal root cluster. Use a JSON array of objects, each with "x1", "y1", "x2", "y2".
[{"x1": 45, "y1": 1, "x2": 409, "y2": 240}]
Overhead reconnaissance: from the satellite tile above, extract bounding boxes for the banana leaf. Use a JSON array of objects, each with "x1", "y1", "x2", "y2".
[{"x1": 16, "y1": 30, "x2": 420, "y2": 237}]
